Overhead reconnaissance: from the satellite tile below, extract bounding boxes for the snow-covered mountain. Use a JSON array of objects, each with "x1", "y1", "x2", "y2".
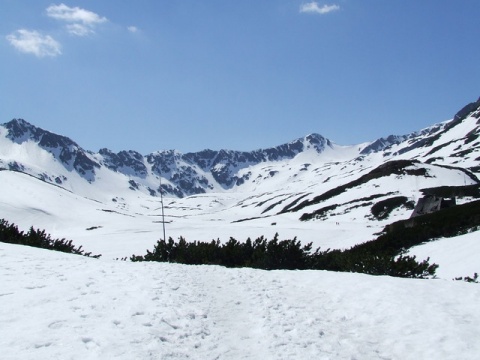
[
  {"x1": 1, "y1": 97, "x2": 479, "y2": 197},
  {"x1": 0, "y1": 118, "x2": 338, "y2": 197},
  {"x1": 1, "y1": 97, "x2": 479, "y2": 278},
  {"x1": 1, "y1": 98, "x2": 480, "y2": 199},
  {"x1": 2, "y1": 98, "x2": 480, "y2": 360}
]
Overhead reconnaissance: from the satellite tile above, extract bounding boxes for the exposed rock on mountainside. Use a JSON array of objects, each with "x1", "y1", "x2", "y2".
[
  {"x1": 100, "y1": 148, "x2": 148, "y2": 178},
  {"x1": 360, "y1": 135, "x2": 407, "y2": 155},
  {"x1": 4, "y1": 119, "x2": 100, "y2": 182},
  {"x1": 1, "y1": 119, "x2": 335, "y2": 197},
  {"x1": 453, "y1": 97, "x2": 480, "y2": 122},
  {"x1": 1, "y1": 97, "x2": 479, "y2": 203}
]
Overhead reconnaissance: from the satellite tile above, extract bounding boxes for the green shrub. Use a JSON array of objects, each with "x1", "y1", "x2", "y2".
[
  {"x1": 133, "y1": 198, "x2": 480, "y2": 278},
  {"x1": 0, "y1": 219, "x2": 100, "y2": 258},
  {"x1": 131, "y1": 233, "x2": 313, "y2": 270},
  {"x1": 454, "y1": 273, "x2": 479, "y2": 283},
  {"x1": 371, "y1": 196, "x2": 414, "y2": 220},
  {"x1": 131, "y1": 233, "x2": 437, "y2": 278}
]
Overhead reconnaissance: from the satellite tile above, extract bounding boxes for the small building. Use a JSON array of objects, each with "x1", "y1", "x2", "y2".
[{"x1": 410, "y1": 195, "x2": 456, "y2": 218}]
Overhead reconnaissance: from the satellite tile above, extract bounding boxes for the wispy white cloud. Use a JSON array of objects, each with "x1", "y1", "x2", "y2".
[
  {"x1": 65, "y1": 23, "x2": 92, "y2": 36},
  {"x1": 46, "y1": 3, "x2": 107, "y2": 36},
  {"x1": 127, "y1": 26, "x2": 139, "y2": 33},
  {"x1": 300, "y1": 2, "x2": 340, "y2": 15},
  {"x1": 6, "y1": 29, "x2": 61, "y2": 57}
]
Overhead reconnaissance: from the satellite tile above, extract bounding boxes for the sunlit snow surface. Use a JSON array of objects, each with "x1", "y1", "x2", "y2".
[
  {"x1": 1, "y1": 114, "x2": 480, "y2": 278},
  {"x1": 2, "y1": 113, "x2": 480, "y2": 358},
  {"x1": 1, "y1": 242, "x2": 480, "y2": 360}
]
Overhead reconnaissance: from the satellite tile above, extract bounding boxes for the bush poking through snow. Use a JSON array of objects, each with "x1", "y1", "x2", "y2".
[
  {"x1": 371, "y1": 196, "x2": 415, "y2": 220},
  {"x1": 454, "y1": 273, "x2": 479, "y2": 283},
  {"x1": 131, "y1": 233, "x2": 437, "y2": 278},
  {"x1": 131, "y1": 234, "x2": 313, "y2": 271},
  {"x1": 0, "y1": 219, "x2": 101, "y2": 258}
]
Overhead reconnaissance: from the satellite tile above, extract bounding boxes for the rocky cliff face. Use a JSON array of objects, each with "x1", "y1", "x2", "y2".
[
  {"x1": 4, "y1": 119, "x2": 100, "y2": 182},
  {"x1": 99, "y1": 148, "x2": 148, "y2": 178}
]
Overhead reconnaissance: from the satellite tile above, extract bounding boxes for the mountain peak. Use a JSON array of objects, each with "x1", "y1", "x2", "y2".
[
  {"x1": 5, "y1": 118, "x2": 31, "y2": 127},
  {"x1": 304, "y1": 133, "x2": 332, "y2": 150},
  {"x1": 3, "y1": 118, "x2": 40, "y2": 143},
  {"x1": 453, "y1": 97, "x2": 480, "y2": 122},
  {"x1": 2, "y1": 118, "x2": 99, "y2": 182},
  {"x1": 2, "y1": 96, "x2": 479, "y2": 197}
]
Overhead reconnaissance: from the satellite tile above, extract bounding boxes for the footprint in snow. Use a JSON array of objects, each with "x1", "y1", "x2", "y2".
[
  {"x1": 81, "y1": 337, "x2": 99, "y2": 350},
  {"x1": 25, "y1": 285, "x2": 46, "y2": 290},
  {"x1": 34, "y1": 342, "x2": 52, "y2": 348},
  {"x1": 48, "y1": 320, "x2": 65, "y2": 329}
]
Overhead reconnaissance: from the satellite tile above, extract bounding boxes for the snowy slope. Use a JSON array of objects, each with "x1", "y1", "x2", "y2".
[
  {"x1": 407, "y1": 230, "x2": 480, "y2": 279},
  {"x1": 0, "y1": 170, "x2": 387, "y2": 261},
  {"x1": 2, "y1": 242, "x2": 480, "y2": 360},
  {"x1": 1, "y1": 98, "x2": 480, "y2": 278}
]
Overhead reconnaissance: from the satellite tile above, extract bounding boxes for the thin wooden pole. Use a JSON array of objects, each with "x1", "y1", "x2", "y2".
[{"x1": 159, "y1": 172, "x2": 166, "y2": 241}]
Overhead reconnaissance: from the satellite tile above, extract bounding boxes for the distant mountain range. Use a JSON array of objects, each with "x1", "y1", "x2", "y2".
[{"x1": 1, "y1": 97, "x2": 479, "y2": 199}]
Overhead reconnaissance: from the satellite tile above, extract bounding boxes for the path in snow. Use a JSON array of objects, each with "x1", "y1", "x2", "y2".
[{"x1": 1, "y1": 243, "x2": 480, "y2": 359}]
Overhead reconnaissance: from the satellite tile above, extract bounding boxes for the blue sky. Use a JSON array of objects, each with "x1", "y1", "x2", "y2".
[{"x1": 1, "y1": 1, "x2": 479, "y2": 154}]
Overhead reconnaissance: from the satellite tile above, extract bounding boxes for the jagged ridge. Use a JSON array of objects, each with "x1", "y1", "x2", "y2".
[
  {"x1": 1, "y1": 119, "x2": 333, "y2": 197},
  {"x1": 1, "y1": 97, "x2": 479, "y2": 198}
]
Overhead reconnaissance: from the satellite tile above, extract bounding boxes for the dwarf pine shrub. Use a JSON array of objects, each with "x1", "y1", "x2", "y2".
[{"x1": 0, "y1": 219, "x2": 100, "y2": 258}]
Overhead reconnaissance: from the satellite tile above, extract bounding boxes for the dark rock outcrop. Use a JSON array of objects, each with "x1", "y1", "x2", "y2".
[{"x1": 4, "y1": 119, "x2": 100, "y2": 181}]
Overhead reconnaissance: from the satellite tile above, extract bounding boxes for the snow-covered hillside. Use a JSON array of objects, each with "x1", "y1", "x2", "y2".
[
  {"x1": 1, "y1": 98, "x2": 480, "y2": 359},
  {"x1": 0, "y1": 97, "x2": 479, "y2": 278},
  {"x1": 1, "y1": 97, "x2": 479, "y2": 200},
  {"x1": 2, "y1": 242, "x2": 480, "y2": 360}
]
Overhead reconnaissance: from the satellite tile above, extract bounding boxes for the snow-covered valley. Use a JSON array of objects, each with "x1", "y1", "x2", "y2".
[{"x1": 1, "y1": 98, "x2": 480, "y2": 359}]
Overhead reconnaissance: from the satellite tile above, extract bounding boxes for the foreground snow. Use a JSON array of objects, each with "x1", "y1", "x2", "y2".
[
  {"x1": 1, "y1": 243, "x2": 480, "y2": 360},
  {"x1": 407, "y1": 231, "x2": 480, "y2": 280}
]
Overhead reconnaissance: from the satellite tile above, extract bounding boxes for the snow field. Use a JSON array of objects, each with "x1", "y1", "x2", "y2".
[
  {"x1": 1, "y1": 242, "x2": 480, "y2": 360},
  {"x1": 407, "y1": 231, "x2": 480, "y2": 279},
  {"x1": 3, "y1": 169, "x2": 479, "y2": 280}
]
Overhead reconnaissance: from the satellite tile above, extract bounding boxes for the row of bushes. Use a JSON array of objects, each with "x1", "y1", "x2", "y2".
[
  {"x1": 132, "y1": 198, "x2": 480, "y2": 278},
  {"x1": 353, "y1": 199, "x2": 480, "y2": 257},
  {"x1": 7, "y1": 199, "x2": 479, "y2": 278},
  {"x1": 131, "y1": 233, "x2": 438, "y2": 279},
  {"x1": 0, "y1": 219, "x2": 100, "y2": 258},
  {"x1": 1, "y1": 215, "x2": 435, "y2": 278},
  {"x1": 131, "y1": 235, "x2": 312, "y2": 270}
]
